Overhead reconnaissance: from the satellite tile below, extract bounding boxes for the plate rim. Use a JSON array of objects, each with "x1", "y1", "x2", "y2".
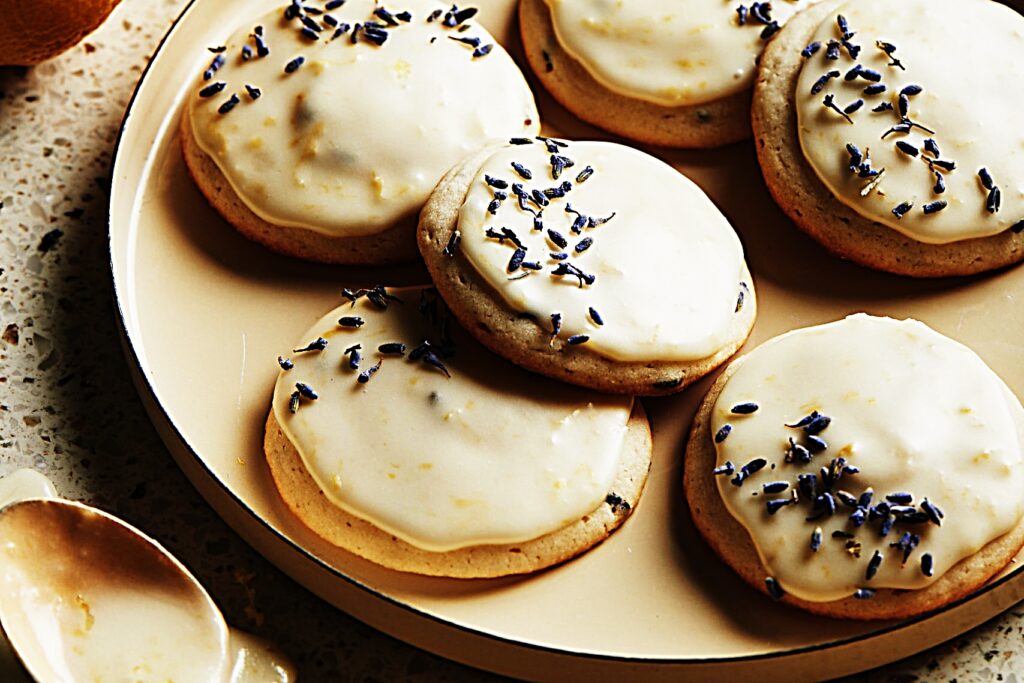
[{"x1": 105, "y1": 0, "x2": 1024, "y2": 672}]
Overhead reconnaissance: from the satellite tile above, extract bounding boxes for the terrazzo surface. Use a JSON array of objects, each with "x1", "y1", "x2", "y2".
[{"x1": 0, "y1": 0, "x2": 1022, "y2": 681}]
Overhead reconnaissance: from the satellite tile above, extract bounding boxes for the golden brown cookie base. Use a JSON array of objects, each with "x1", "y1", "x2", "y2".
[
  {"x1": 265, "y1": 402, "x2": 652, "y2": 578},
  {"x1": 752, "y1": 0, "x2": 1024, "y2": 278},
  {"x1": 683, "y1": 357, "x2": 1024, "y2": 620},
  {"x1": 418, "y1": 146, "x2": 757, "y2": 396},
  {"x1": 179, "y1": 107, "x2": 419, "y2": 265},
  {"x1": 518, "y1": 0, "x2": 752, "y2": 149}
]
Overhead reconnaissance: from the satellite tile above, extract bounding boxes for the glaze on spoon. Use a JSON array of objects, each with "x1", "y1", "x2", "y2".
[{"x1": 0, "y1": 471, "x2": 295, "y2": 682}]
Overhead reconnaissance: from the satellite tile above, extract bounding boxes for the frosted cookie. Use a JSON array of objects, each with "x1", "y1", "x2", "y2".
[
  {"x1": 182, "y1": 1, "x2": 539, "y2": 264},
  {"x1": 519, "y1": 0, "x2": 822, "y2": 148},
  {"x1": 753, "y1": 0, "x2": 1024, "y2": 277},
  {"x1": 684, "y1": 314, "x2": 1024, "y2": 620},
  {"x1": 264, "y1": 287, "x2": 652, "y2": 578},
  {"x1": 419, "y1": 137, "x2": 756, "y2": 395}
]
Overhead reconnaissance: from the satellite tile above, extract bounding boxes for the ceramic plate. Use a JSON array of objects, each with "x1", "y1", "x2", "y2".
[{"x1": 109, "y1": 1, "x2": 1024, "y2": 679}]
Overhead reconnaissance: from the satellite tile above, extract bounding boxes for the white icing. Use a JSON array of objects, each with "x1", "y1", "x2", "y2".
[
  {"x1": 543, "y1": 0, "x2": 823, "y2": 106},
  {"x1": 272, "y1": 288, "x2": 633, "y2": 552},
  {"x1": 189, "y1": 0, "x2": 539, "y2": 237},
  {"x1": 796, "y1": 0, "x2": 1024, "y2": 244},
  {"x1": 456, "y1": 140, "x2": 749, "y2": 362},
  {"x1": 712, "y1": 315, "x2": 1024, "y2": 602}
]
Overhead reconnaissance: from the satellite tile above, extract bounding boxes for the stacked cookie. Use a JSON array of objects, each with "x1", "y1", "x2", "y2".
[
  {"x1": 685, "y1": 315, "x2": 1024, "y2": 619},
  {"x1": 753, "y1": 0, "x2": 1024, "y2": 276},
  {"x1": 178, "y1": 0, "x2": 1024, "y2": 616},
  {"x1": 419, "y1": 138, "x2": 755, "y2": 395},
  {"x1": 266, "y1": 287, "x2": 653, "y2": 577},
  {"x1": 519, "y1": 0, "x2": 824, "y2": 147},
  {"x1": 182, "y1": 0, "x2": 539, "y2": 264}
]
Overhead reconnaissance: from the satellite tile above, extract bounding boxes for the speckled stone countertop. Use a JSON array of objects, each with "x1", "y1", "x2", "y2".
[{"x1": 1, "y1": 1, "x2": 1023, "y2": 681}]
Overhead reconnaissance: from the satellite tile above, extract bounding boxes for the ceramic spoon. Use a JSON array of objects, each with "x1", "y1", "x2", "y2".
[{"x1": 0, "y1": 470, "x2": 295, "y2": 682}]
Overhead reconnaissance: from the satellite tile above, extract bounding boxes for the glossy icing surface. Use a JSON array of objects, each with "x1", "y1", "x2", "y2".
[
  {"x1": 456, "y1": 139, "x2": 748, "y2": 362},
  {"x1": 272, "y1": 288, "x2": 633, "y2": 552},
  {"x1": 796, "y1": 0, "x2": 1024, "y2": 244},
  {"x1": 543, "y1": 0, "x2": 821, "y2": 106},
  {"x1": 189, "y1": 0, "x2": 539, "y2": 237},
  {"x1": 0, "y1": 500, "x2": 229, "y2": 682},
  {"x1": 0, "y1": 491, "x2": 295, "y2": 683},
  {"x1": 712, "y1": 315, "x2": 1024, "y2": 602}
]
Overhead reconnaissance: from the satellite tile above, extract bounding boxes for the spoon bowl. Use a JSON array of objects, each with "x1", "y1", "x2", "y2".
[{"x1": 0, "y1": 498, "x2": 230, "y2": 682}]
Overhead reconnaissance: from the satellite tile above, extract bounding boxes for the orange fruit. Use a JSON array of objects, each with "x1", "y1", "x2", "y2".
[{"x1": 0, "y1": 0, "x2": 122, "y2": 66}]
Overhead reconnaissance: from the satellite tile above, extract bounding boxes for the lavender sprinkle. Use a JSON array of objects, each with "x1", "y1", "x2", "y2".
[
  {"x1": 713, "y1": 461, "x2": 735, "y2": 476},
  {"x1": 715, "y1": 424, "x2": 732, "y2": 443},
  {"x1": 217, "y1": 94, "x2": 240, "y2": 114},
  {"x1": 199, "y1": 82, "x2": 227, "y2": 98},
  {"x1": 801, "y1": 41, "x2": 821, "y2": 58}
]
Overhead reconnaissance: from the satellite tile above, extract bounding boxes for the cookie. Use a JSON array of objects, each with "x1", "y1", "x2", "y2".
[
  {"x1": 182, "y1": 1, "x2": 539, "y2": 265},
  {"x1": 419, "y1": 137, "x2": 756, "y2": 396},
  {"x1": 752, "y1": 0, "x2": 1024, "y2": 277},
  {"x1": 265, "y1": 286, "x2": 652, "y2": 578},
  {"x1": 684, "y1": 314, "x2": 1024, "y2": 620},
  {"x1": 518, "y1": 0, "x2": 822, "y2": 148}
]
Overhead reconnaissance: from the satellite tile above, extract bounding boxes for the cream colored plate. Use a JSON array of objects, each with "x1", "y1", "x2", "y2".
[{"x1": 109, "y1": 1, "x2": 1024, "y2": 679}]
